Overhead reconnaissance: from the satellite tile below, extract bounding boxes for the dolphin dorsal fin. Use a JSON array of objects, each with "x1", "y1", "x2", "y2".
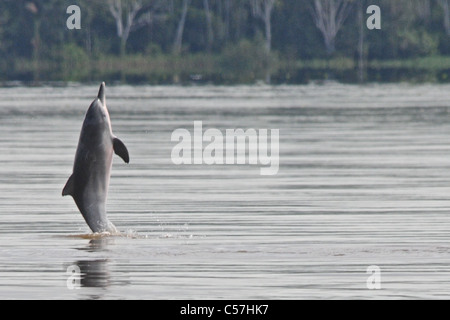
[
  {"x1": 113, "y1": 137, "x2": 130, "y2": 164},
  {"x1": 62, "y1": 174, "x2": 75, "y2": 197}
]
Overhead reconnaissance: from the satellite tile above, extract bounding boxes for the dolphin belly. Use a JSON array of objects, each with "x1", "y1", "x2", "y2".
[
  {"x1": 76, "y1": 196, "x2": 116, "y2": 233},
  {"x1": 75, "y1": 164, "x2": 114, "y2": 233}
]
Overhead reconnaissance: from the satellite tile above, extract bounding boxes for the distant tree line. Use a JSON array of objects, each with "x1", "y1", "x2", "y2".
[{"x1": 0, "y1": 0, "x2": 449, "y2": 84}]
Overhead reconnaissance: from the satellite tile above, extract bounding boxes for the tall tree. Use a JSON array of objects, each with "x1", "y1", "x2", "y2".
[
  {"x1": 251, "y1": 0, "x2": 277, "y2": 54},
  {"x1": 108, "y1": 0, "x2": 168, "y2": 56},
  {"x1": 251, "y1": 0, "x2": 277, "y2": 84},
  {"x1": 357, "y1": 0, "x2": 365, "y2": 83},
  {"x1": 24, "y1": 0, "x2": 64, "y2": 80},
  {"x1": 223, "y1": 0, "x2": 232, "y2": 41},
  {"x1": 25, "y1": 2, "x2": 41, "y2": 80},
  {"x1": 0, "y1": 5, "x2": 6, "y2": 59},
  {"x1": 173, "y1": 0, "x2": 191, "y2": 54},
  {"x1": 415, "y1": 0, "x2": 431, "y2": 23},
  {"x1": 203, "y1": 0, "x2": 214, "y2": 51},
  {"x1": 310, "y1": 0, "x2": 354, "y2": 55},
  {"x1": 438, "y1": 0, "x2": 450, "y2": 36}
]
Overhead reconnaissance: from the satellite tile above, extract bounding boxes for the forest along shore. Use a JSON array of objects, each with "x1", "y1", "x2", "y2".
[{"x1": 0, "y1": 1, "x2": 449, "y2": 84}]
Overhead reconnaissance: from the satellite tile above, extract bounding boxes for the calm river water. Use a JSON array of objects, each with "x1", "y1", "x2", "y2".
[{"x1": 1, "y1": 83, "x2": 450, "y2": 299}]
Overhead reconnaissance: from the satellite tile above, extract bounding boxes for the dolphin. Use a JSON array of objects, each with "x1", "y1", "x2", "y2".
[{"x1": 63, "y1": 82, "x2": 129, "y2": 233}]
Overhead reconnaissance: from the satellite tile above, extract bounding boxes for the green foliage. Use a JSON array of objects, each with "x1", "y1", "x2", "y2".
[
  {"x1": 59, "y1": 43, "x2": 91, "y2": 81},
  {"x1": 0, "y1": 0, "x2": 450, "y2": 84},
  {"x1": 219, "y1": 40, "x2": 271, "y2": 83},
  {"x1": 145, "y1": 43, "x2": 163, "y2": 56},
  {"x1": 397, "y1": 29, "x2": 439, "y2": 57}
]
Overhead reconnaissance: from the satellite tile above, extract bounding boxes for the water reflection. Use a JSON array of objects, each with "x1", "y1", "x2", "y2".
[
  {"x1": 77, "y1": 238, "x2": 113, "y2": 253},
  {"x1": 76, "y1": 259, "x2": 110, "y2": 289},
  {"x1": 73, "y1": 239, "x2": 112, "y2": 289}
]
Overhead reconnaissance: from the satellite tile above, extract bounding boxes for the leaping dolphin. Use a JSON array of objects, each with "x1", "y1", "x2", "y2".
[{"x1": 63, "y1": 82, "x2": 129, "y2": 233}]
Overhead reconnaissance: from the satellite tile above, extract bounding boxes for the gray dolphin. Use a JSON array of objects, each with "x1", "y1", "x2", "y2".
[{"x1": 63, "y1": 82, "x2": 129, "y2": 233}]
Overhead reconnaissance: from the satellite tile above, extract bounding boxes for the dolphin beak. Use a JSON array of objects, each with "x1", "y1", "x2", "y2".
[{"x1": 97, "y1": 82, "x2": 106, "y2": 105}]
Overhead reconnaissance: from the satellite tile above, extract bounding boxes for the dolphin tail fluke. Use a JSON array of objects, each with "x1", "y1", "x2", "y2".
[
  {"x1": 113, "y1": 137, "x2": 130, "y2": 163},
  {"x1": 62, "y1": 174, "x2": 75, "y2": 197}
]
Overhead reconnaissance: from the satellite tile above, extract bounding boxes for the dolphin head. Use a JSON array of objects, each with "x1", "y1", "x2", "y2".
[
  {"x1": 98, "y1": 82, "x2": 106, "y2": 105},
  {"x1": 84, "y1": 82, "x2": 111, "y2": 128}
]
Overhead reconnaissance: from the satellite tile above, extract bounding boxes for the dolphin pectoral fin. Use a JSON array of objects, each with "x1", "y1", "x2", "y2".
[
  {"x1": 62, "y1": 174, "x2": 75, "y2": 197},
  {"x1": 113, "y1": 137, "x2": 130, "y2": 164}
]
